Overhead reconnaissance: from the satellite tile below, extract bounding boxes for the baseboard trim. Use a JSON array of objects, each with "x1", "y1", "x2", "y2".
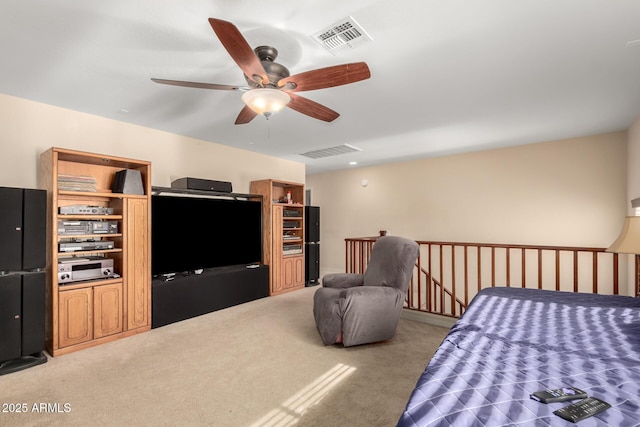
[{"x1": 401, "y1": 309, "x2": 457, "y2": 329}]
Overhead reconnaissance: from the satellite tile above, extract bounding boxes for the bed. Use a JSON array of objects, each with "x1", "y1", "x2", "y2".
[{"x1": 397, "y1": 287, "x2": 640, "y2": 426}]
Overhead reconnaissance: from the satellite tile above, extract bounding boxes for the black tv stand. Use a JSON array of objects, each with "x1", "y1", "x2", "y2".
[{"x1": 151, "y1": 264, "x2": 269, "y2": 328}]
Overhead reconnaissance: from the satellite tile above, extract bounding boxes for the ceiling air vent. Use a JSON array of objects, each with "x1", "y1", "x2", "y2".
[
  {"x1": 299, "y1": 144, "x2": 362, "y2": 159},
  {"x1": 312, "y1": 16, "x2": 373, "y2": 53}
]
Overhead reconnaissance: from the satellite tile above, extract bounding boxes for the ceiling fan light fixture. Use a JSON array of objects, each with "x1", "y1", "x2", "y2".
[{"x1": 241, "y1": 88, "x2": 291, "y2": 118}]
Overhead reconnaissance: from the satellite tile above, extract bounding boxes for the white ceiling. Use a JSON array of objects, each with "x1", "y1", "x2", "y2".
[{"x1": 2, "y1": 1, "x2": 640, "y2": 174}]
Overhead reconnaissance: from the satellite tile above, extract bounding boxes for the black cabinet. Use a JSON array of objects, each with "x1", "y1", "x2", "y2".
[
  {"x1": 152, "y1": 265, "x2": 269, "y2": 328},
  {"x1": 0, "y1": 187, "x2": 47, "y2": 375}
]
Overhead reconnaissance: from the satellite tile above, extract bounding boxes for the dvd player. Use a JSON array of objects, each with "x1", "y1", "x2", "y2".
[
  {"x1": 59, "y1": 240, "x2": 115, "y2": 252},
  {"x1": 59, "y1": 205, "x2": 114, "y2": 215}
]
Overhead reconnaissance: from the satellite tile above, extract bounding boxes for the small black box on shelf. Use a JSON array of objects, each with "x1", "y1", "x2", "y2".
[{"x1": 171, "y1": 177, "x2": 232, "y2": 193}]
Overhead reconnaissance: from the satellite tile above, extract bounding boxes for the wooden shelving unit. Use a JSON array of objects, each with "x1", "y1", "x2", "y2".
[
  {"x1": 40, "y1": 147, "x2": 151, "y2": 356},
  {"x1": 250, "y1": 179, "x2": 305, "y2": 295}
]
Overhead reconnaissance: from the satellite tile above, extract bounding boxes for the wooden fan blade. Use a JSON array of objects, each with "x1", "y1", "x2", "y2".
[
  {"x1": 235, "y1": 105, "x2": 258, "y2": 125},
  {"x1": 278, "y1": 62, "x2": 370, "y2": 92},
  {"x1": 208, "y1": 18, "x2": 268, "y2": 85},
  {"x1": 151, "y1": 78, "x2": 247, "y2": 91},
  {"x1": 286, "y1": 93, "x2": 339, "y2": 122}
]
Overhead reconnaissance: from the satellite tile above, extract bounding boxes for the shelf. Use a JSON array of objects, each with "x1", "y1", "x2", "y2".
[
  {"x1": 57, "y1": 277, "x2": 123, "y2": 292},
  {"x1": 57, "y1": 233, "x2": 122, "y2": 240},
  {"x1": 58, "y1": 190, "x2": 147, "y2": 199},
  {"x1": 274, "y1": 202, "x2": 304, "y2": 207},
  {"x1": 58, "y1": 214, "x2": 123, "y2": 220},
  {"x1": 57, "y1": 248, "x2": 123, "y2": 257}
]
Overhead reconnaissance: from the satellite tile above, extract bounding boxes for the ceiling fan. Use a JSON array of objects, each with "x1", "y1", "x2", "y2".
[{"x1": 151, "y1": 18, "x2": 371, "y2": 125}]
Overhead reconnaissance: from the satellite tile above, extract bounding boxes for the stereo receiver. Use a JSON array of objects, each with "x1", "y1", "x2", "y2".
[{"x1": 58, "y1": 257, "x2": 114, "y2": 284}]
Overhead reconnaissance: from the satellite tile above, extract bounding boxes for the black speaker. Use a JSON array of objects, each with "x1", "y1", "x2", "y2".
[
  {"x1": 171, "y1": 177, "x2": 233, "y2": 193},
  {"x1": 21, "y1": 272, "x2": 46, "y2": 355},
  {"x1": 0, "y1": 275, "x2": 22, "y2": 362},
  {"x1": 22, "y1": 189, "x2": 46, "y2": 270},
  {"x1": 305, "y1": 206, "x2": 320, "y2": 243},
  {"x1": 112, "y1": 169, "x2": 144, "y2": 195},
  {"x1": 0, "y1": 188, "x2": 23, "y2": 271},
  {"x1": 305, "y1": 243, "x2": 320, "y2": 286},
  {"x1": 0, "y1": 187, "x2": 46, "y2": 272}
]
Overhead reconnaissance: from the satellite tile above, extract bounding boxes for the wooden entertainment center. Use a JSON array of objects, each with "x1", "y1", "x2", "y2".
[
  {"x1": 40, "y1": 147, "x2": 151, "y2": 356},
  {"x1": 250, "y1": 179, "x2": 305, "y2": 295},
  {"x1": 38, "y1": 147, "x2": 301, "y2": 354}
]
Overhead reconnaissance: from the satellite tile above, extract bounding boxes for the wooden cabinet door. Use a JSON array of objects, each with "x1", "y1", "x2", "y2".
[
  {"x1": 281, "y1": 255, "x2": 304, "y2": 290},
  {"x1": 94, "y1": 282, "x2": 123, "y2": 339},
  {"x1": 125, "y1": 198, "x2": 150, "y2": 330},
  {"x1": 292, "y1": 255, "x2": 304, "y2": 287},
  {"x1": 58, "y1": 288, "x2": 93, "y2": 348}
]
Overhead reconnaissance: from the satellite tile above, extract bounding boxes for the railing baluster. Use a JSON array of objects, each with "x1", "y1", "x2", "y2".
[
  {"x1": 451, "y1": 245, "x2": 456, "y2": 316},
  {"x1": 439, "y1": 244, "x2": 444, "y2": 315},
  {"x1": 521, "y1": 248, "x2": 526, "y2": 288},
  {"x1": 491, "y1": 247, "x2": 495, "y2": 287},
  {"x1": 428, "y1": 244, "x2": 432, "y2": 313},
  {"x1": 477, "y1": 246, "x2": 482, "y2": 294},
  {"x1": 464, "y1": 246, "x2": 469, "y2": 309},
  {"x1": 613, "y1": 253, "x2": 619, "y2": 295},
  {"x1": 538, "y1": 249, "x2": 542, "y2": 289},
  {"x1": 555, "y1": 250, "x2": 560, "y2": 291},
  {"x1": 573, "y1": 251, "x2": 579, "y2": 293},
  {"x1": 506, "y1": 247, "x2": 511, "y2": 287},
  {"x1": 593, "y1": 252, "x2": 598, "y2": 294},
  {"x1": 417, "y1": 247, "x2": 422, "y2": 310}
]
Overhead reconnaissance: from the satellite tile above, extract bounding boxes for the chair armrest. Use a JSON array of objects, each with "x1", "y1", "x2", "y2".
[
  {"x1": 322, "y1": 273, "x2": 364, "y2": 289},
  {"x1": 340, "y1": 285, "x2": 403, "y2": 303}
]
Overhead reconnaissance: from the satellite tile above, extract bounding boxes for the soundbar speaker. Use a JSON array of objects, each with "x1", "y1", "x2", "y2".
[{"x1": 171, "y1": 177, "x2": 233, "y2": 193}]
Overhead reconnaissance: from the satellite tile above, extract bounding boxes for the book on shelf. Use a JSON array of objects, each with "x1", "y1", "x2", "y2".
[{"x1": 58, "y1": 174, "x2": 97, "y2": 192}]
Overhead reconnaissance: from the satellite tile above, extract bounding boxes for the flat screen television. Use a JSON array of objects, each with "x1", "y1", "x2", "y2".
[{"x1": 151, "y1": 194, "x2": 262, "y2": 276}]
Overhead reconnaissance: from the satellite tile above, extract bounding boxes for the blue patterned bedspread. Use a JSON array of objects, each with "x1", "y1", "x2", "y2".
[{"x1": 397, "y1": 287, "x2": 640, "y2": 426}]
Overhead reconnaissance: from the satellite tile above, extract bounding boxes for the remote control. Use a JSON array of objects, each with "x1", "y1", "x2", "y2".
[
  {"x1": 530, "y1": 387, "x2": 588, "y2": 403},
  {"x1": 553, "y1": 397, "x2": 611, "y2": 423}
]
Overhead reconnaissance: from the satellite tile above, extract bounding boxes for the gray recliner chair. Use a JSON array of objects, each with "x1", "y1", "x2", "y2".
[{"x1": 313, "y1": 236, "x2": 419, "y2": 347}]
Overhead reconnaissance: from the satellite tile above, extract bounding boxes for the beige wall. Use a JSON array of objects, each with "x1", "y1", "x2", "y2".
[
  {"x1": 628, "y1": 116, "x2": 640, "y2": 209},
  {"x1": 307, "y1": 132, "x2": 629, "y2": 291},
  {"x1": 0, "y1": 94, "x2": 305, "y2": 191},
  {"x1": 624, "y1": 115, "x2": 640, "y2": 295}
]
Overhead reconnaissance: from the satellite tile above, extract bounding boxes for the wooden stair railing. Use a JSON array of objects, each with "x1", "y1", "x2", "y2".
[{"x1": 346, "y1": 237, "x2": 636, "y2": 318}]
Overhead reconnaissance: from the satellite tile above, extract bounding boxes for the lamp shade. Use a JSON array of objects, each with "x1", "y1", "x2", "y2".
[
  {"x1": 606, "y1": 216, "x2": 640, "y2": 254},
  {"x1": 241, "y1": 88, "x2": 291, "y2": 118}
]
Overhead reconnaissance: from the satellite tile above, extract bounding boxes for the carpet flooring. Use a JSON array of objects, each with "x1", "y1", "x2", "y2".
[{"x1": 0, "y1": 286, "x2": 450, "y2": 427}]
